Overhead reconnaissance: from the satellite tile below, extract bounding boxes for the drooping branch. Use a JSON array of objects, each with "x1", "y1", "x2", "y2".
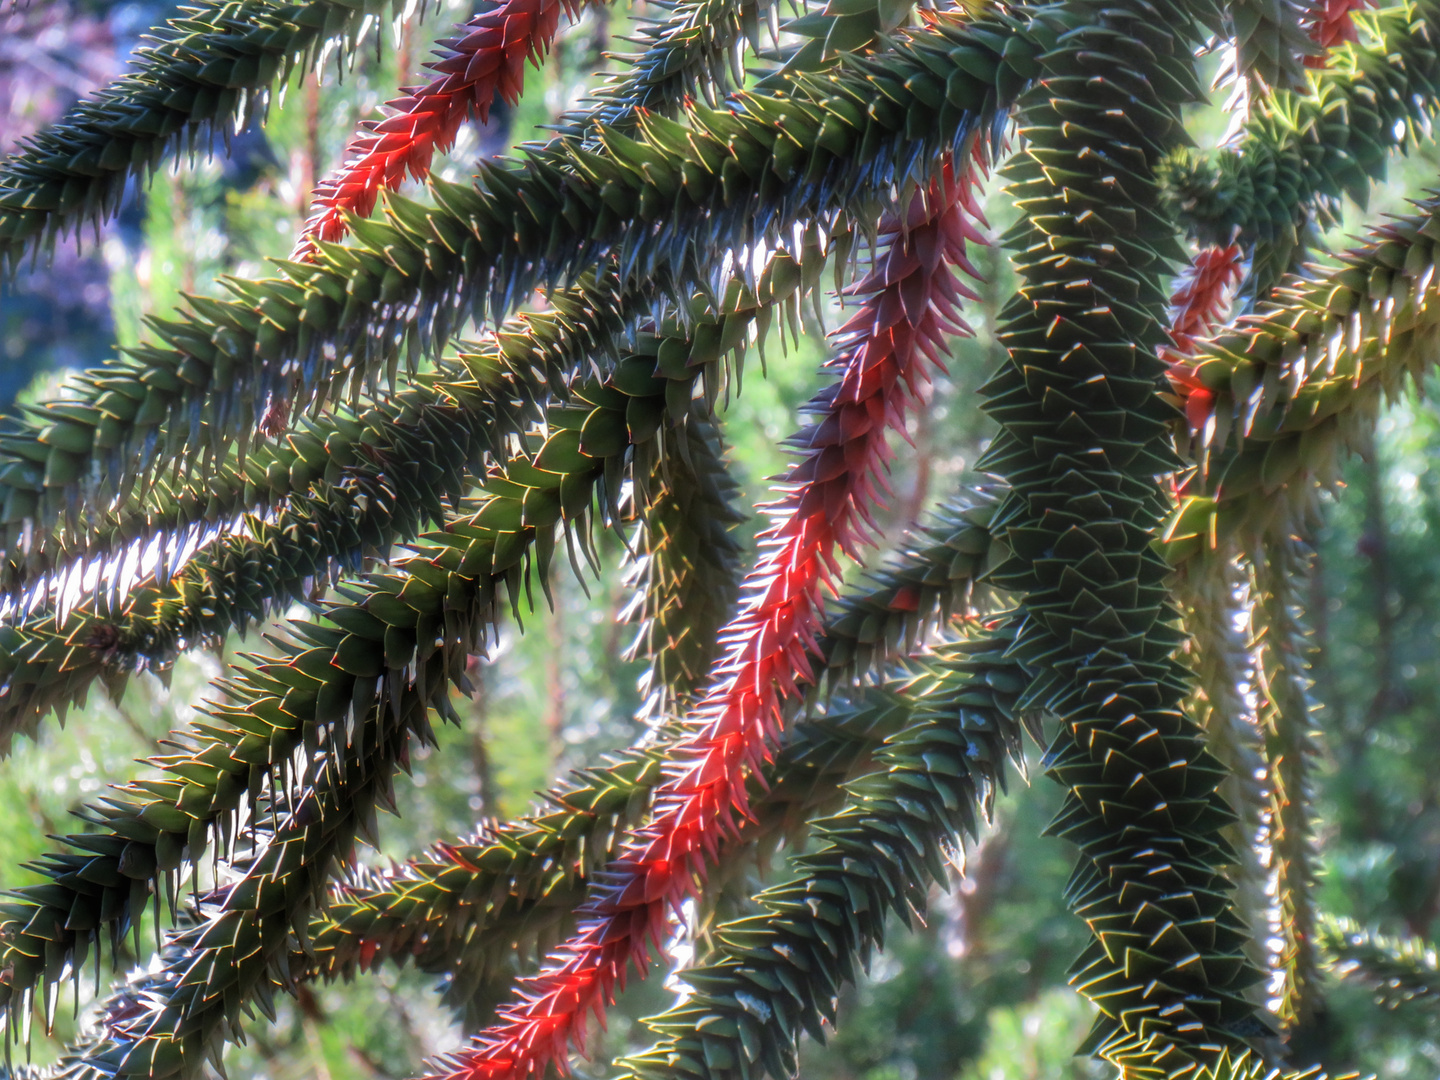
[
  {"x1": 623, "y1": 417, "x2": 745, "y2": 719},
  {"x1": 306, "y1": 675, "x2": 920, "y2": 1026},
  {"x1": 817, "y1": 485, "x2": 1001, "y2": 687},
  {"x1": 0, "y1": 278, "x2": 642, "y2": 751},
  {"x1": 425, "y1": 144, "x2": 992, "y2": 1080},
  {"x1": 0, "y1": 5, "x2": 1049, "y2": 577},
  {"x1": 1177, "y1": 558, "x2": 1273, "y2": 1001},
  {"x1": 1162, "y1": 188, "x2": 1440, "y2": 569},
  {"x1": 0, "y1": 273, "x2": 632, "y2": 604},
  {"x1": 0, "y1": 225, "x2": 847, "y2": 1022},
  {"x1": 295, "y1": 0, "x2": 584, "y2": 254},
  {"x1": 32, "y1": 467, "x2": 1011, "y2": 1078},
  {"x1": 44, "y1": 650, "x2": 453, "y2": 1080},
  {"x1": 0, "y1": 0, "x2": 420, "y2": 269},
  {"x1": 1157, "y1": 0, "x2": 1440, "y2": 299},
  {"x1": 614, "y1": 626, "x2": 1024, "y2": 1080},
  {"x1": 302, "y1": 0, "x2": 925, "y2": 250}
]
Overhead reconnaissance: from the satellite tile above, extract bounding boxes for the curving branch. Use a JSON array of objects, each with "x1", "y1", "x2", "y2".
[
  {"x1": 615, "y1": 626, "x2": 1024, "y2": 1080},
  {"x1": 1157, "y1": 0, "x2": 1440, "y2": 300},
  {"x1": 0, "y1": 0, "x2": 420, "y2": 269},
  {"x1": 424, "y1": 142, "x2": 993, "y2": 1080},
  {"x1": 1162, "y1": 187, "x2": 1440, "y2": 570},
  {"x1": 296, "y1": 0, "x2": 583, "y2": 254},
  {"x1": 1253, "y1": 538, "x2": 1323, "y2": 1031},
  {"x1": 0, "y1": 4, "x2": 1052, "y2": 586}
]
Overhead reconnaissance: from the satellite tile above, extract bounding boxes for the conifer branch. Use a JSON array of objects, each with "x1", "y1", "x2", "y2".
[
  {"x1": 0, "y1": 278, "x2": 640, "y2": 752},
  {"x1": 1163, "y1": 188, "x2": 1440, "y2": 569},
  {"x1": 0, "y1": 276, "x2": 630, "y2": 604},
  {"x1": 0, "y1": 226, "x2": 841, "y2": 1020},
  {"x1": 306, "y1": 678, "x2": 916, "y2": 1026},
  {"x1": 1157, "y1": 0, "x2": 1440, "y2": 298},
  {"x1": 977, "y1": 0, "x2": 1266, "y2": 1070},
  {"x1": 295, "y1": 0, "x2": 583, "y2": 254},
  {"x1": 816, "y1": 485, "x2": 1001, "y2": 687},
  {"x1": 0, "y1": 0, "x2": 419, "y2": 269},
  {"x1": 428, "y1": 144, "x2": 992, "y2": 1080},
  {"x1": 299, "y1": 483, "x2": 1010, "y2": 1026},
  {"x1": 0, "y1": 229, "x2": 838, "y2": 756},
  {"x1": 623, "y1": 417, "x2": 745, "y2": 718},
  {"x1": 578, "y1": 0, "x2": 787, "y2": 130},
  {"x1": 42, "y1": 660, "x2": 448, "y2": 1080},
  {"x1": 0, "y1": 4, "x2": 1049, "y2": 576},
  {"x1": 31, "y1": 473, "x2": 1009, "y2": 1079},
  {"x1": 613, "y1": 627, "x2": 1024, "y2": 1080},
  {"x1": 1225, "y1": 0, "x2": 1318, "y2": 94},
  {"x1": 302, "y1": 0, "x2": 943, "y2": 251},
  {"x1": 1177, "y1": 561, "x2": 1273, "y2": 1003},
  {"x1": 1253, "y1": 538, "x2": 1323, "y2": 1030}
]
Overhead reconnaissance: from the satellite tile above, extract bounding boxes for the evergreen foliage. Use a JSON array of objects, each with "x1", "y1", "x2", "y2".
[{"x1": 6, "y1": 0, "x2": 1440, "y2": 1077}]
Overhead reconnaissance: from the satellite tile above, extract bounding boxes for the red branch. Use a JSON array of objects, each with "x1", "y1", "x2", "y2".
[
  {"x1": 1164, "y1": 244, "x2": 1243, "y2": 432},
  {"x1": 294, "y1": 0, "x2": 580, "y2": 258},
  {"x1": 1304, "y1": 0, "x2": 1374, "y2": 66},
  {"x1": 427, "y1": 146, "x2": 990, "y2": 1080}
]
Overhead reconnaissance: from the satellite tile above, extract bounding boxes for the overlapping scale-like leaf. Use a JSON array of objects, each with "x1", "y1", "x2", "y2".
[
  {"x1": 0, "y1": 7, "x2": 1046, "y2": 590},
  {"x1": 1158, "y1": 0, "x2": 1440, "y2": 299},
  {"x1": 614, "y1": 627, "x2": 1024, "y2": 1080},
  {"x1": 976, "y1": 0, "x2": 1266, "y2": 1070},
  {"x1": 0, "y1": 0, "x2": 415, "y2": 269}
]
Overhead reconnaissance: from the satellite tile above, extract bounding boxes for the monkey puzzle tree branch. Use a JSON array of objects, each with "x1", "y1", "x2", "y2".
[
  {"x1": 1157, "y1": 0, "x2": 1440, "y2": 299},
  {"x1": 1162, "y1": 187, "x2": 1440, "y2": 569},
  {"x1": 40, "y1": 657, "x2": 451, "y2": 1080},
  {"x1": 0, "y1": 0, "x2": 421, "y2": 270},
  {"x1": 299, "y1": 480, "x2": 1012, "y2": 1024},
  {"x1": 0, "y1": 233, "x2": 844, "y2": 1024},
  {"x1": 0, "y1": 6, "x2": 1053, "y2": 585},
  {"x1": 426, "y1": 140, "x2": 996, "y2": 1080},
  {"x1": 0, "y1": 274, "x2": 631, "y2": 602},
  {"x1": 0, "y1": 278, "x2": 639, "y2": 752},
  {"x1": 611, "y1": 627, "x2": 1024, "y2": 1080},
  {"x1": 976, "y1": 0, "x2": 1267, "y2": 1070},
  {"x1": 623, "y1": 417, "x2": 745, "y2": 718},
  {"x1": 305, "y1": 676, "x2": 920, "y2": 1026},
  {"x1": 28, "y1": 471, "x2": 1013, "y2": 1077},
  {"x1": 0, "y1": 234, "x2": 836, "y2": 753},
  {"x1": 1178, "y1": 562, "x2": 1274, "y2": 1006},
  {"x1": 1253, "y1": 538, "x2": 1323, "y2": 1030},
  {"x1": 1226, "y1": 0, "x2": 1318, "y2": 94}
]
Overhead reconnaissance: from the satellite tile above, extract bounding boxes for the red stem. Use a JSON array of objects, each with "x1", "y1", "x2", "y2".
[
  {"x1": 428, "y1": 145, "x2": 991, "y2": 1080},
  {"x1": 294, "y1": 0, "x2": 581, "y2": 258}
]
